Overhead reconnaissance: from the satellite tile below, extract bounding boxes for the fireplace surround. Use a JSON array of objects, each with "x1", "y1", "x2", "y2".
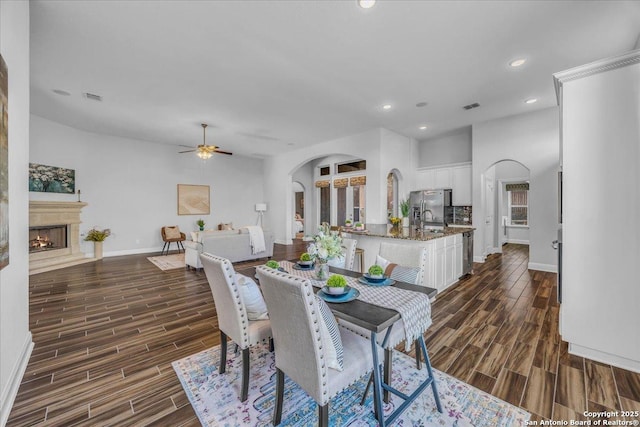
[{"x1": 29, "y1": 201, "x2": 93, "y2": 275}]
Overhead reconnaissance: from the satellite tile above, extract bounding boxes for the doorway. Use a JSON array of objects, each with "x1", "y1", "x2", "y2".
[{"x1": 292, "y1": 181, "x2": 305, "y2": 238}]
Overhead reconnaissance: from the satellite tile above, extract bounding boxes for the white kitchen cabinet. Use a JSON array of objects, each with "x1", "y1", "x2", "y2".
[
  {"x1": 434, "y1": 238, "x2": 446, "y2": 292},
  {"x1": 415, "y1": 163, "x2": 472, "y2": 206},
  {"x1": 454, "y1": 234, "x2": 463, "y2": 279},
  {"x1": 444, "y1": 237, "x2": 456, "y2": 287},
  {"x1": 554, "y1": 50, "x2": 640, "y2": 372}
]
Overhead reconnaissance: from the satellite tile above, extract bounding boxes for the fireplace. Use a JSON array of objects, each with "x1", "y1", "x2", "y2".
[
  {"x1": 29, "y1": 225, "x2": 68, "y2": 253},
  {"x1": 29, "y1": 201, "x2": 93, "y2": 275}
]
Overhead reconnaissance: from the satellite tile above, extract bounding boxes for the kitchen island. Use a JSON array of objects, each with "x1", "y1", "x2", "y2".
[{"x1": 344, "y1": 224, "x2": 474, "y2": 295}]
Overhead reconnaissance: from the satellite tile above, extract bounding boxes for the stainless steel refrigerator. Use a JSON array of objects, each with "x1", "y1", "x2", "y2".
[{"x1": 409, "y1": 189, "x2": 452, "y2": 230}]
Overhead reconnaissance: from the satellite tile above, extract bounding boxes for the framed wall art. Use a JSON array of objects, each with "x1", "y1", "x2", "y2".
[
  {"x1": 0, "y1": 54, "x2": 8, "y2": 270},
  {"x1": 177, "y1": 184, "x2": 210, "y2": 215},
  {"x1": 28, "y1": 163, "x2": 75, "y2": 194}
]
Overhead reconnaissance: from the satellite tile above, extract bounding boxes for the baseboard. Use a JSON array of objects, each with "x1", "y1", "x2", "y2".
[
  {"x1": 97, "y1": 247, "x2": 162, "y2": 258},
  {"x1": 506, "y1": 239, "x2": 529, "y2": 245},
  {"x1": 1, "y1": 332, "x2": 34, "y2": 426},
  {"x1": 527, "y1": 262, "x2": 557, "y2": 273},
  {"x1": 569, "y1": 343, "x2": 640, "y2": 373},
  {"x1": 274, "y1": 239, "x2": 291, "y2": 245},
  {"x1": 473, "y1": 256, "x2": 485, "y2": 263}
]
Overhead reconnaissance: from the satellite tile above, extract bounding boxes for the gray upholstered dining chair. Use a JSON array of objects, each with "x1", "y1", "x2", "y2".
[
  {"x1": 200, "y1": 253, "x2": 272, "y2": 402},
  {"x1": 256, "y1": 265, "x2": 382, "y2": 427},
  {"x1": 327, "y1": 237, "x2": 358, "y2": 271}
]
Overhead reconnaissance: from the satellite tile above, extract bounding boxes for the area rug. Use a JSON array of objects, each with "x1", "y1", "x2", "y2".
[
  {"x1": 173, "y1": 342, "x2": 530, "y2": 426},
  {"x1": 147, "y1": 253, "x2": 185, "y2": 271}
]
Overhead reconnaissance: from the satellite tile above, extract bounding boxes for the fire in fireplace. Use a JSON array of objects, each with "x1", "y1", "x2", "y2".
[{"x1": 29, "y1": 225, "x2": 68, "y2": 253}]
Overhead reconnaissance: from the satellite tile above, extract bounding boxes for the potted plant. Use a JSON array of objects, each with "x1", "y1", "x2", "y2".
[
  {"x1": 400, "y1": 198, "x2": 410, "y2": 227},
  {"x1": 265, "y1": 260, "x2": 280, "y2": 269},
  {"x1": 299, "y1": 252, "x2": 313, "y2": 266},
  {"x1": 344, "y1": 218, "x2": 353, "y2": 228},
  {"x1": 196, "y1": 219, "x2": 205, "y2": 231},
  {"x1": 84, "y1": 227, "x2": 111, "y2": 260},
  {"x1": 326, "y1": 274, "x2": 347, "y2": 295},
  {"x1": 368, "y1": 264, "x2": 384, "y2": 279},
  {"x1": 354, "y1": 222, "x2": 364, "y2": 231}
]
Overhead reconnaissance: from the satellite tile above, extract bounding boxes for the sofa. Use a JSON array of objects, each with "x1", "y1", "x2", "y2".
[{"x1": 184, "y1": 228, "x2": 274, "y2": 270}]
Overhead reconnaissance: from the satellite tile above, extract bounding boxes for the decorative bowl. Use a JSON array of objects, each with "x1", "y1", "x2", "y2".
[
  {"x1": 324, "y1": 286, "x2": 347, "y2": 295},
  {"x1": 298, "y1": 260, "x2": 314, "y2": 266},
  {"x1": 363, "y1": 273, "x2": 387, "y2": 283}
]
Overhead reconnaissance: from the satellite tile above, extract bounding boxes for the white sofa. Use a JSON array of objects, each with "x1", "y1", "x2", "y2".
[{"x1": 184, "y1": 228, "x2": 274, "y2": 270}]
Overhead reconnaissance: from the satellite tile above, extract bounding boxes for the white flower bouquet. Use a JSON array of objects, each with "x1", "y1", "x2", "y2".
[{"x1": 307, "y1": 223, "x2": 343, "y2": 263}]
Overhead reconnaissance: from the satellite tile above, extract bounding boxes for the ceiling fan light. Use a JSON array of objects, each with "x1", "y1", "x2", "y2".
[{"x1": 197, "y1": 151, "x2": 212, "y2": 160}]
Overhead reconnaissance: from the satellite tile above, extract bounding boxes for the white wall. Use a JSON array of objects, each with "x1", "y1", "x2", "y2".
[
  {"x1": 418, "y1": 126, "x2": 472, "y2": 168},
  {"x1": 0, "y1": 1, "x2": 33, "y2": 425},
  {"x1": 472, "y1": 107, "x2": 559, "y2": 271},
  {"x1": 264, "y1": 128, "x2": 418, "y2": 244},
  {"x1": 30, "y1": 115, "x2": 265, "y2": 256}
]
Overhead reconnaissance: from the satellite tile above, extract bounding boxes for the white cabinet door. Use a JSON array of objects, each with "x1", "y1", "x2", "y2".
[
  {"x1": 435, "y1": 169, "x2": 451, "y2": 189},
  {"x1": 415, "y1": 169, "x2": 435, "y2": 190},
  {"x1": 452, "y1": 165, "x2": 472, "y2": 205},
  {"x1": 445, "y1": 244, "x2": 456, "y2": 286},
  {"x1": 455, "y1": 242, "x2": 463, "y2": 279}
]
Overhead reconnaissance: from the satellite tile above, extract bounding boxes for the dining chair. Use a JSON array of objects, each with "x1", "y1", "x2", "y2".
[
  {"x1": 378, "y1": 242, "x2": 428, "y2": 287},
  {"x1": 200, "y1": 253, "x2": 272, "y2": 402},
  {"x1": 327, "y1": 237, "x2": 357, "y2": 271},
  {"x1": 256, "y1": 265, "x2": 382, "y2": 427}
]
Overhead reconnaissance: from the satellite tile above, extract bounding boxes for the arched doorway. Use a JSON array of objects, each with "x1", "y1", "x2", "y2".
[
  {"x1": 482, "y1": 160, "x2": 530, "y2": 258},
  {"x1": 292, "y1": 181, "x2": 305, "y2": 238},
  {"x1": 386, "y1": 169, "x2": 401, "y2": 219}
]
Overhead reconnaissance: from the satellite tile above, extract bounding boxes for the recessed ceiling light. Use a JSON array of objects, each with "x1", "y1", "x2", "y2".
[
  {"x1": 382, "y1": 104, "x2": 392, "y2": 110},
  {"x1": 358, "y1": 0, "x2": 376, "y2": 9},
  {"x1": 525, "y1": 98, "x2": 538, "y2": 104},
  {"x1": 52, "y1": 89, "x2": 71, "y2": 96},
  {"x1": 419, "y1": 126, "x2": 428, "y2": 130},
  {"x1": 509, "y1": 59, "x2": 526, "y2": 67}
]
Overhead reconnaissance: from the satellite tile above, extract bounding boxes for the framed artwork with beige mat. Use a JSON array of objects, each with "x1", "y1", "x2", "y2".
[{"x1": 177, "y1": 184, "x2": 210, "y2": 215}]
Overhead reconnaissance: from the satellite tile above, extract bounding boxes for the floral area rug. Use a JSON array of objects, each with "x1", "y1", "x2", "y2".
[
  {"x1": 172, "y1": 342, "x2": 530, "y2": 426},
  {"x1": 147, "y1": 253, "x2": 185, "y2": 271}
]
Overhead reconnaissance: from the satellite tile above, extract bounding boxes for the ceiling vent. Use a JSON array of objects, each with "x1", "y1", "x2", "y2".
[
  {"x1": 83, "y1": 92, "x2": 103, "y2": 102},
  {"x1": 463, "y1": 102, "x2": 480, "y2": 110}
]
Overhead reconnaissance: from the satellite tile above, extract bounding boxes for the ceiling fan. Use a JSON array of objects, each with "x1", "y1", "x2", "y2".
[{"x1": 179, "y1": 123, "x2": 232, "y2": 160}]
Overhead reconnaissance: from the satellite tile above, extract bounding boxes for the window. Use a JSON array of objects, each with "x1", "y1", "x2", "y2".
[
  {"x1": 319, "y1": 186, "x2": 331, "y2": 224},
  {"x1": 337, "y1": 160, "x2": 366, "y2": 174},
  {"x1": 320, "y1": 166, "x2": 330, "y2": 176},
  {"x1": 507, "y1": 184, "x2": 528, "y2": 226}
]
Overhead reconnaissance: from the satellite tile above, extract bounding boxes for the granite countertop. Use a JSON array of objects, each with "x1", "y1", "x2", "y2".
[{"x1": 344, "y1": 224, "x2": 474, "y2": 242}]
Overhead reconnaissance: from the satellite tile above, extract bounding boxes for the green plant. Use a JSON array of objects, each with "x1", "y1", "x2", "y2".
[
  {"x1": 326, "y1": 274, "x2": 347, "y2": 288},
  {"x1": 345, "y1": 218, "x2": 352, "y2": 224},
  {"x1": 400, "y1": 199, "x2": 410, "y2": 217},
  {"x1": 355, "y1": 222, "x2": 363, "y2": 228},
  {"x1": 368, "y1": 264, "x2": 384, "y2": 276},
  {"x1": 265, "y1": 260, "x2": 280, "y2": 269},
  {"x1": 84, "y1": 227, "x2": 111, "y2": 242},
  {"x1": 300, "y1": 252, "x2": 312, "y2": 261},
  {"x1": 196, "y1": 219, "x2": 205, "y2": 228}
]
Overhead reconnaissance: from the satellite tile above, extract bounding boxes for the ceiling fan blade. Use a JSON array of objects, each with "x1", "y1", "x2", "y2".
[
  {"x1": 214, "y1": 149, "x2": 233, "y2": 155},
  {"x1": 178, "y1": 149, "x2": 196, "y2": 153}
]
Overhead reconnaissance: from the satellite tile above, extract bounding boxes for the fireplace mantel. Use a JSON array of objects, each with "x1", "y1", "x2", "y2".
[{"x1": 29, "y1": 201, "x2": 94, "y2": 275}]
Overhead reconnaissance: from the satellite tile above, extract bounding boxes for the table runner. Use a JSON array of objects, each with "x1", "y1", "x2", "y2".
[{"x1": 280, "y1": 261, "x2": 432, "y2": 350}]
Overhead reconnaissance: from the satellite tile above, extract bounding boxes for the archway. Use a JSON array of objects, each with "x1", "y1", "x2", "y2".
[
  {"x1": 292, "y1": 181, "x2": 305, "y2": 238},
  {"x1": 482, "y1": 159, "x2": 530, "y2": 258},
  {"x1": 386, "y1": 169, "x2": 403, "y2": 219}
]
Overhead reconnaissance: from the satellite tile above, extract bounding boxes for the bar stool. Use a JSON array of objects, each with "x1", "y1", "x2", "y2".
[{"x1": 355, "y1": 247, "x2": 365, "y2": 273}]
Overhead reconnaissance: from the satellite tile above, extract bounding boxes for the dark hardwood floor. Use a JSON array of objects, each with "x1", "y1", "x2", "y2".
[{"x1": 7, "y1": 243, "x2": 640, "y2": 425}]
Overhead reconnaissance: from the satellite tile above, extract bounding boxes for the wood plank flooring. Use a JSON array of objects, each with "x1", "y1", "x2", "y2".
[{"x1": 8, "y1": 243, "x2": 640, "y2": 425}]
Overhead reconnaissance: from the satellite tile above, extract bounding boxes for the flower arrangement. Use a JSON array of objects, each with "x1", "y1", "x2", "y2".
[
  {"x1": 84, "y1": 227, "x2": 111, "y2": 242},
  {"x1": 307, "y1": 223, "x2": 343, "y2": 263},
  {"x1": 390, "y1": 217, "x2": 401, "y2": 226}
]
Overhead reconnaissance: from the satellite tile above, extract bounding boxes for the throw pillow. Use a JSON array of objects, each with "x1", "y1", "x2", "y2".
[
  {"x1": 375, "y1": 254, "x2": 390, "y2": 270},
  {"x1": 218, "y1": 222, "x2": 234, "y2": 231},
  {"x1": 315, "y1": 296, "x2": 344, "y2": 371},
  {"x1": 236, "y1": 273, "x2": 269, "y2": 320},
  {"x1": 190, "y1": 231, "x2": 199, "y2": 242},
  {"x1": 164, "y1": 226, "x2": 181, "y2": 239}
]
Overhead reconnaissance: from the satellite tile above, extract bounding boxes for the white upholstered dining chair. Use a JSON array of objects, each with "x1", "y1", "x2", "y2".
[
  {"x1": 256, "y1": 265, "x2": 382, "y2": 427},
  {"x1": 200, "y1": 253, "x2": 272, "y2": 402},
  {"x1": 378, "y1": 242, "x2": 428, "y2": 287},
  {"x1": 327, "y1": 237, "x2": 358, "y2": 271}
]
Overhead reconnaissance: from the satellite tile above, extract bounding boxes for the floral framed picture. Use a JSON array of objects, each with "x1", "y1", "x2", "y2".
[
  {"x1": 28, "y1": 163, "x2": 75, "y2": 194},
  {"x1": 177, "y1": 184, "x2": 210, "y2": 215}
]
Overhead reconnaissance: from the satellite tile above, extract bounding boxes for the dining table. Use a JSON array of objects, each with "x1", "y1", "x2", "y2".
[{"x1": 242, "y1": 259, "x2": 442, "y2": 427}]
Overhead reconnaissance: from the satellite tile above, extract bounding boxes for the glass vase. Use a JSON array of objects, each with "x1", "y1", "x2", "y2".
[{"x1": 315, "y1": 260, "x2": 329, "y2": 280}]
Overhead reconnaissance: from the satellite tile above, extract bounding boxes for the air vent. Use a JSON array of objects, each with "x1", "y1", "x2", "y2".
[
  {"x1": 463, "y1": 102, "x2": 480, "y2": 110},
  {"x1": 83, "y1": 92, "x2": 103, "y2": 102}
]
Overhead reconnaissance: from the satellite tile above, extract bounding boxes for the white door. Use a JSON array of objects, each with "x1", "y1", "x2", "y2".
[{"x1": 484, "y1": 175, "x2": 495, "y2": 256}]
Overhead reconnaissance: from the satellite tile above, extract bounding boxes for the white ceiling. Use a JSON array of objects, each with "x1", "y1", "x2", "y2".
[{"x1": 30, "y1": 1, "x2": 640, "y2": 158}]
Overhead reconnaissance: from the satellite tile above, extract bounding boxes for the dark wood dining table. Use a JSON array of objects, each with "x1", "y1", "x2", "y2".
[{"x1": 242, "y1": 260, "x2": 441, "y2": 427}]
